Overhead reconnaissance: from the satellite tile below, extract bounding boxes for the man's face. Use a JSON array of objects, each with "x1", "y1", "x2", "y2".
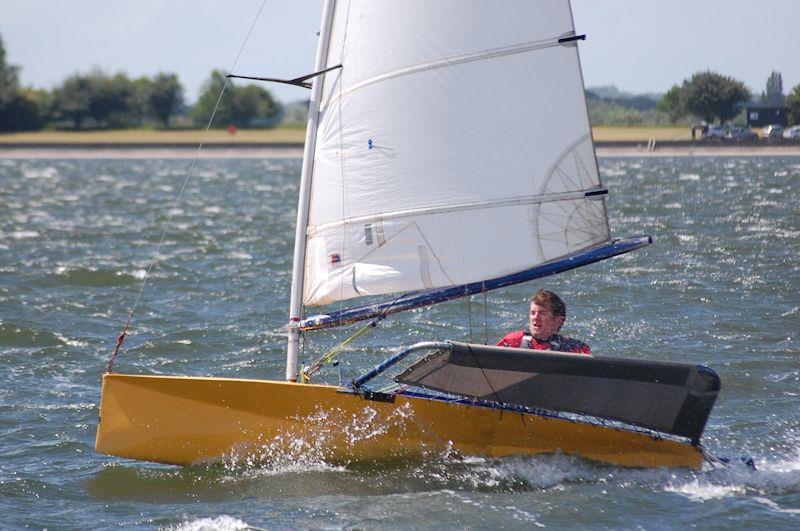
[{"x1": 529, "y1": 301, "x2": 564, "y2": 340}]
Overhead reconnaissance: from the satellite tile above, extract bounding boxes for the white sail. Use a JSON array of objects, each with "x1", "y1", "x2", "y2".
[{"x1": 302, "y1": 0, "x2": 609, "y2": 306}]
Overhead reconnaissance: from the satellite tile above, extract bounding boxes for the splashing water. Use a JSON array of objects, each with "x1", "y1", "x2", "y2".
[
  {"x1": 221, "y1": 402, "x2": 417, "y2": 475},
  {"x1": 168, "y1": 516, "x2": 254, "y2": 531}
]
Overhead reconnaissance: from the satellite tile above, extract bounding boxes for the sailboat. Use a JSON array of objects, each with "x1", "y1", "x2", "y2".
[{"x1": 96, "y1": 0, "x2": 720, "y2": 469}]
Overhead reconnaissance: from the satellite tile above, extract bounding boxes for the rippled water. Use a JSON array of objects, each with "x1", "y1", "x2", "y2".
[{"x1": 1, "y1": 156, "x2": 798, "y2": 528}]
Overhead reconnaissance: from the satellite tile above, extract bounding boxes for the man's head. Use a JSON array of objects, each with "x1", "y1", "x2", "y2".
[{"x1": 529, "y1": 290, "x2": 566, "y2": 340}]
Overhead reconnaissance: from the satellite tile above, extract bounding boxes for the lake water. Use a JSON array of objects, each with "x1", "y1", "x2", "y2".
[{"x1": 1, "y1": 155, "x2": 798, "y2": 529}]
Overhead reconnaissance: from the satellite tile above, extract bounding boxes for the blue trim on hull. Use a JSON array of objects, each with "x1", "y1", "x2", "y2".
[
  {"x1": 298, "y1": 235, "x2": 651, "y2": 331},
  {"x1": 352, "y1": 341, "x2": 450, "y2": 388}
]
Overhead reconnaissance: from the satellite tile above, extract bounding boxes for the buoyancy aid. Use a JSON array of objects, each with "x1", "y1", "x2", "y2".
[{"x1": 497, "y1": 330, "x2": 591, "y2": 355}]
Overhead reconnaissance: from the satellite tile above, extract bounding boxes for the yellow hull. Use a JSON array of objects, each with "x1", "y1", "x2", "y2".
[{"x1": 95, "y1": 373, "x2": 703, "y2": 469}]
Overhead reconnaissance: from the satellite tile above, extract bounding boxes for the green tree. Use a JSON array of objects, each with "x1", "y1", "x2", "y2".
[
  {"x1": 191, "y1": 70, "x2": 281, "y2": 128},
  {"x1": 147, "y1": 72, "x2": 184, "y2": 128},
  {"x1": 656, "y1": 84, "x2": 684, "y2": 123},
  {"x1": 51, "y1": 74, "x2": 92, "y2": 128},
  {"x1": 129, "y1": 76, "x2": 153, "y2": 126},
  {"x1": 0, "y1": 34, "x2": 20, "y2": 105},
  {"x1": 0, "y1": 88, "x2": 48, "y2": 131},
  {"x1": 0, "y1": 34, "x2": 47, "y2": 131},
  {"x1": 87, "y1": 71, "x2": 133, "y2": 128},
  {"x1": 53, "y1": 70, "x2": 138, "y2": 129},
  {"x1": 191, "y1": 70, "x2": 230, "y2": 126},
  {"x1": 761, "y1": 71, "x2": 784, "y2": 106},
  {"x1": 786, "y1": 84, "x2": 800, "y2": 125},
  {"x1": 680, "y1": 71, "x2": 750, "y2": 124},
  {"x1": 230, "y1": 84, "x2": 280, "y2": 126}
]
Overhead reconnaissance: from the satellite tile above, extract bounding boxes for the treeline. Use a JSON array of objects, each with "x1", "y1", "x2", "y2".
[
  {"x1": 0, "y1": 35, "x2": 283, "y2": 132},
  {"x1": 4, "y1": 30, "x2": 800, "y2": 131},
  {"x1": 586, "y1": 89, "x2": 669, "y2": 127},
  {"x1": 589, "y1": 70, "x2": 800, "y2": 126}
]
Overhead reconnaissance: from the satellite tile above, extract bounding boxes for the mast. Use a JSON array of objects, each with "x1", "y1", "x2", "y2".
[{"x1": 286, "y1": 0, "x2": 337, "y2": 381}]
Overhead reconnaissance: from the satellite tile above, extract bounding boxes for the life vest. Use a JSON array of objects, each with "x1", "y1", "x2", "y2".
[{"x1": 497, "y1": 330, "x2": 591, "y2": 355}]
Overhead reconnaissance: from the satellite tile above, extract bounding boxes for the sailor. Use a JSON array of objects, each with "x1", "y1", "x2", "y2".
[{"x1": 498, "y1": 290, "x2": 591, "y2": 355}]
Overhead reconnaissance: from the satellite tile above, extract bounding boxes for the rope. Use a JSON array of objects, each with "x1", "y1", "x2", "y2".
[
  {"x1": 301, "y1": 318, "x2": 380, "y2": 383},
  {"x1": 466, "y1": 343, "x2": 502, "y2": 404},
  {"x1": 105, "y1": 0, "x2": 268, "y2": 373},
  {"x1": 299, "y1": 290, "x2": 408, "y2": 383}
]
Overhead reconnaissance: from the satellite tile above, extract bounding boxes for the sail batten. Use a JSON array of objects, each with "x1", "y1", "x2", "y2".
[
  {"x1": 317, "y1": 32, "x2": 580, "y2": 110},
  {"x1": 303, "y1": 0, "x2": 610, "y2": 308},
  {"x1": 308, "y1": 188, "x2": 608, "y2": 236}
]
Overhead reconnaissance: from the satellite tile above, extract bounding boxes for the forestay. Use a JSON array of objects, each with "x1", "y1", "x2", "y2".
[{"x1": 302, "y1": 0, "x2": 609, "y2": 306}]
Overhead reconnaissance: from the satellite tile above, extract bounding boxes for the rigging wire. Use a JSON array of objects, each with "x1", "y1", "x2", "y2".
[
  {"x1": 465, "y1": 343, "x2": 502, "y2": 405},
  {"x1": 301, "y1": 316, "x2": 381, "y2": 383},
  {"x1": 300, "y1": 290, "x2": 408, "y2": 382},
  {"x1": 467, "y1": 293, "x2": 473, "y2": 343},
  {"x1": 106, "y1": 0, "x2": 268, "y2": 373},
  {"x1": 333, "y1": 0, "x2": 354, "y2": 328},
  {"x1": 482, "y1": 283, "x2": 489, "y2": 345}
]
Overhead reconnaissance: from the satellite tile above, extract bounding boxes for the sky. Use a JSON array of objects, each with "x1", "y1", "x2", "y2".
[{"x1": 1, "y1": 0, "x2": 798, "y2": 104}]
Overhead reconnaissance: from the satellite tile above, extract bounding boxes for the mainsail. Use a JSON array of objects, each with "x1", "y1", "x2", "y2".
[{"x1": 301, "y1": 0, "x2": 611, "y2": 307}]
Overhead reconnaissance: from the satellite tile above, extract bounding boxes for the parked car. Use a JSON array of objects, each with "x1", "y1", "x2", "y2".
[
  {"x1": 726, "y1": 127, "x2": 758, "y2": 140},
  {"x1": 783, "y1": 126, "x2": 800, "y2": 140},
  {"x1": 762, "y1": 125, "x2": 784, "y2": 138},
  {"x1": 703, "y1": 125, "x2": 729, "y2": 139}
]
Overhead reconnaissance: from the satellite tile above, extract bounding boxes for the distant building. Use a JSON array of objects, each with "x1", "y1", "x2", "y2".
[{"x1": 746, "y1": 107, "x2": 788, "y2": 127}]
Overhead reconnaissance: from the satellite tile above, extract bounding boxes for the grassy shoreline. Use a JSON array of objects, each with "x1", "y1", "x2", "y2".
[
  {"x1": 0, "y1": 127, "x2": 307, "y2": 145},
  {"x1": 0, "y1": 126, "x2": 691, "y2": 144},
  {"x1": 4, "y1": 126, "x2": 798, "y2": 157}
]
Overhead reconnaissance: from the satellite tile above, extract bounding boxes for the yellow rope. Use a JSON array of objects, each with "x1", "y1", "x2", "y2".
[{"x1": 301, "y1": 321, "x2": 378, "y2": 382}]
